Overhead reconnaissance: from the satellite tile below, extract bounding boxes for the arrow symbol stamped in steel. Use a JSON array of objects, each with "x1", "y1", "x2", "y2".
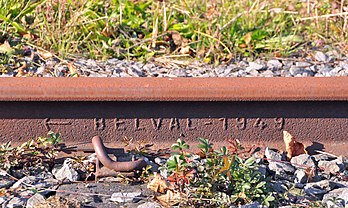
[{"x1": 44, "y1": 118, "x2": 72, "y2": 130}]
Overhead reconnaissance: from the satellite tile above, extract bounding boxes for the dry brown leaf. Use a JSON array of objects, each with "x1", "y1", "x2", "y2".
[
  {"x1": 0, "y1": 188, "x2": 5, "y2": 197},
  {"x1": 101, "y1": 25, "x2": 110, "y2": 37},
  {"x1": 38, "y1": 51, "x2": 53, "y2": 59},
  {"x1": 157, "y1": 190, "x2": 184, "y2": 206},
  {"x1": 180, "y1": 46, "x2": 191, "y2": 55},
  {"x1": 304, "y1": 167, "x2": 315, "y2": 182},
  {"x1": 171, "y1": 32, "x2": 182, "y2": 46},
  {"x1": 16, "y1": 62, "x2": 27, "y2": 77},
  {"x1": 22, "y1": 31, "x2": 35, "y2": 39},
  {"x1": 34, "y1": 195, "x2": 82, "y2": 208},
  {"x1": 244, "y1": 32, "x2": 252, "y2": 45},
  {"x1": 238, "y1": 43, "x2": 247, "y2": 48},
  {"x1": 147, "y1": 173, "x2": 171, "y2": 193},
  {"x1": 283, "y1": 130, "x2": 307, "y2": 159}
]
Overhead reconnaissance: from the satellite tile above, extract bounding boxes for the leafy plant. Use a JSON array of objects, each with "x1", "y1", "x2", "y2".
[
  {"x1": 0, "y1": 131, "x2": 63, "y2": 171},
  {"x1": 46, "y1": 131, "x2": 62, "y2": 146},
  {"x1": 139, "y1": 165, "x2": 153, "y2": 182},
  {"x1": 160, "y1": 138, "x2": 276, "y2": 207},
  {"x1": 171, "y1": 138, "x2": 189, "y2": 152}
]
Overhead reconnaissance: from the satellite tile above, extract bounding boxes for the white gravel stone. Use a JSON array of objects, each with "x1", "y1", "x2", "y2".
[
  {"x1": 7, "y1": 197, "x2": 27, "y2": 208},
  {"x1": 289, "y1": 66, "x2": 305, "y2": 76},
  {"x1": 265, "y1": 147, "x2": 283, "y2": 161},
  {"x1": 304, "y1": 186, "x2": 328, "y2": 196},
  {"x1": 154, "y1": 157, "x2": 167, "y2": 166},
  {"x1": 52, "y1": 159, "x2": 80, "y2": 182},
  {"x1": 318, "y1": 160, "x2": 344, "y2": 175},
  {"x1": 295, "y1": 62, "x2": 311, "y2": 67},
  {"x1": 26, "y1": 193, "x2": 46, "y2": 208},
  {"x1": 294, "y1": 169, "x2": 308, "y2": 184},
  {"x1": 240, "y1": 201, "x2": 263, "y2": 208},
  {"x1": 290, "y1": 154, "x2": 316, "y2": 169},
  {"x1": 261, "y1": 69, "x2": 274, "y2": 77},
  {"x1": 138, "y1": 202, "x2": 162, "y2": 208},
  {"x1": 0, "y1": 197, "x2": 5, "y2": 205},
  {"x1": 247, "y1": 69, "x2": 259, "y2": 76},
  {"x1": 5, "y1": 47, "x2": 348, "y2": 77},
  {"x1": 0, "y1": 175, "x2": 15, "y2": 189},
  {"x1": 267, "y1": 59, "x2": 283, "y2": 69},
  {"x1": 265, "y1": 148, "x2": 295, "y2": 174},
  {"x1": 246, "y1": 62, "x2": 265, "y2": 71},
  {"x1": 315, "y1": 51, "x2": 328, "y2": 62},
  {"x1": 322, "y1": 188, "x2": 348, "y2": 208},
  {"x1": 270, "y1": 181, "x2": 288, "y2": 193},
  {"x1": 110, "y1": 192, "x2": 142, "y2": 203}
]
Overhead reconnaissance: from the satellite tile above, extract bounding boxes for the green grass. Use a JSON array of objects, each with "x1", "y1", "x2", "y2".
[{"x1": 0, "y1": 0, "x2": 347, "y2": 64}]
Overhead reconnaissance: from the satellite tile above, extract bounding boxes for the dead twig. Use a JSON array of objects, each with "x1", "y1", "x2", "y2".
[{"x1": 299, "y1": 12, "x2": 348, "y2": 21}]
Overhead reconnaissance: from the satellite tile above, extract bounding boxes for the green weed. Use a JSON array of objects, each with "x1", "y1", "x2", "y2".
[
  {"x1": 0, "y1": 0, "x2": 347, "y2": 63},
  {"x1": 0, "y1": 131, "x2": 62, "y2": 171},
  {"x1": 160, "y1": 138, "x2": 275, "y2": 207}
]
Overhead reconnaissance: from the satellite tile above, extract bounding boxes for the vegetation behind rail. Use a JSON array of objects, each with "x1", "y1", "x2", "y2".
[{"x1": 0, "y1": 0, "x2": 347, "y2": 64}]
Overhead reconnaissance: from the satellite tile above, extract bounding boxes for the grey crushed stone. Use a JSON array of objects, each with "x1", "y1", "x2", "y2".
[
  {"x1": 318, "y1": 160, "x2": 344, "y2": 175},
  {"x1": 294, "y1": 169, "x2": 308, "y2": 184},
  {"x1": 290, "y1": 154, "x2": 316, "y2": 169},
  {"x1": 137, "y1": 202, "x2": 162, "y2": 208},
  {"x1": 52, "y1": 158, "x2": 80, "y2": 182},
  {"x1": 2, "y1": 145, "x2": 348, "y2": 207},
  {"x1": 0, "y1": 175, "x2": 15, "y2": 189},
  {"x1": 56, "y1": 182, "x2": 153, "y2": 208},
  {"x1": 26, "y1": 193, "x2": 46, "y2": 208},
  {"x1": 3, "y1": 49, "x2": 348, "y2": 77},
  {"x1": 110, "y1": 191, "x2": 142, "y2": 203},
  {"x1": 315, "y1": 51, "x2": 329, "y2": 62},
  {"x1": 322, "y1": 187, "x2": 348, "y2": 207}
]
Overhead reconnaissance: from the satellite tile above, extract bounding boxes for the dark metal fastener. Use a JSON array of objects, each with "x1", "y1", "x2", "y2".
[{"x1": 92, "y1": 136, "x2": 147, "y2": 176}]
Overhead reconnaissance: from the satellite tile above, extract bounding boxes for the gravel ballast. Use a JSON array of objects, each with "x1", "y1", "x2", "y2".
[{"x1": 2, "y1": 49, "x2": 348, "y2": 78}]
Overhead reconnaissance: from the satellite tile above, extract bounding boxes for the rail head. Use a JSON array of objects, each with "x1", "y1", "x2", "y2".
[{"x1": 0, "y1": 77, "x2": 347, "y2": 101}]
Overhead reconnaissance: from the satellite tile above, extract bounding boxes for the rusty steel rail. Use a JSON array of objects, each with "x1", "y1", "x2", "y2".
[
  {"x1": 0, "y1": 77, "x2": 347, "y2": 156},
  {"x1": 0, "y1": 77, "x2": 348, "y2": 101}
]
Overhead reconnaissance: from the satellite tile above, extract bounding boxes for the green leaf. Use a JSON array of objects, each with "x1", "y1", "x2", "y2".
[
  {"x1": 32, "y1": 151, "x2": 40, "y2": 155},
  {"x1": 242, "y1": 183, "x2": 251, "y2": 190},
  {"x1": 244, "y1": 157, "x2": 255, "y2": 167},
  {"x1": 197, "y1": 137, "x2": 211, "y2": 152},
  {"x1": 263, "y1": 194, "x2": 275, "y2": 206},
  {"x1": 171, "y1": 138, "x2": 189, "y2": 150},
  {"x1": 251, "y1": 30, "x2": 268, "y2": 41},
  {"x1": 255, "y1": 181, "x2": 266, "y2": 189},
  {"x1": 166, "y1": 158, "x2": 178, "y2": 170},
  {"x1": 170, "y1": 23, "x2": 188, "y2": 31},
  {"x1": 171, "y1": 143, "x2": 180, "y2": 150},
  {"x1": 234, "y1": 155, "x2": 243, "y2": 164},
  {"x1": 0, "y1": 13, "x2": 26, "y2": 33},
  {"x1": 134, "y1": 1, "x2": 151, "y2": 12}
]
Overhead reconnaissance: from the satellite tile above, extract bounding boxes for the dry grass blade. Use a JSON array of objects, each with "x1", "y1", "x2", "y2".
[{"x1": 299, "y1": 12, "x2": 348, "y2": 20}]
